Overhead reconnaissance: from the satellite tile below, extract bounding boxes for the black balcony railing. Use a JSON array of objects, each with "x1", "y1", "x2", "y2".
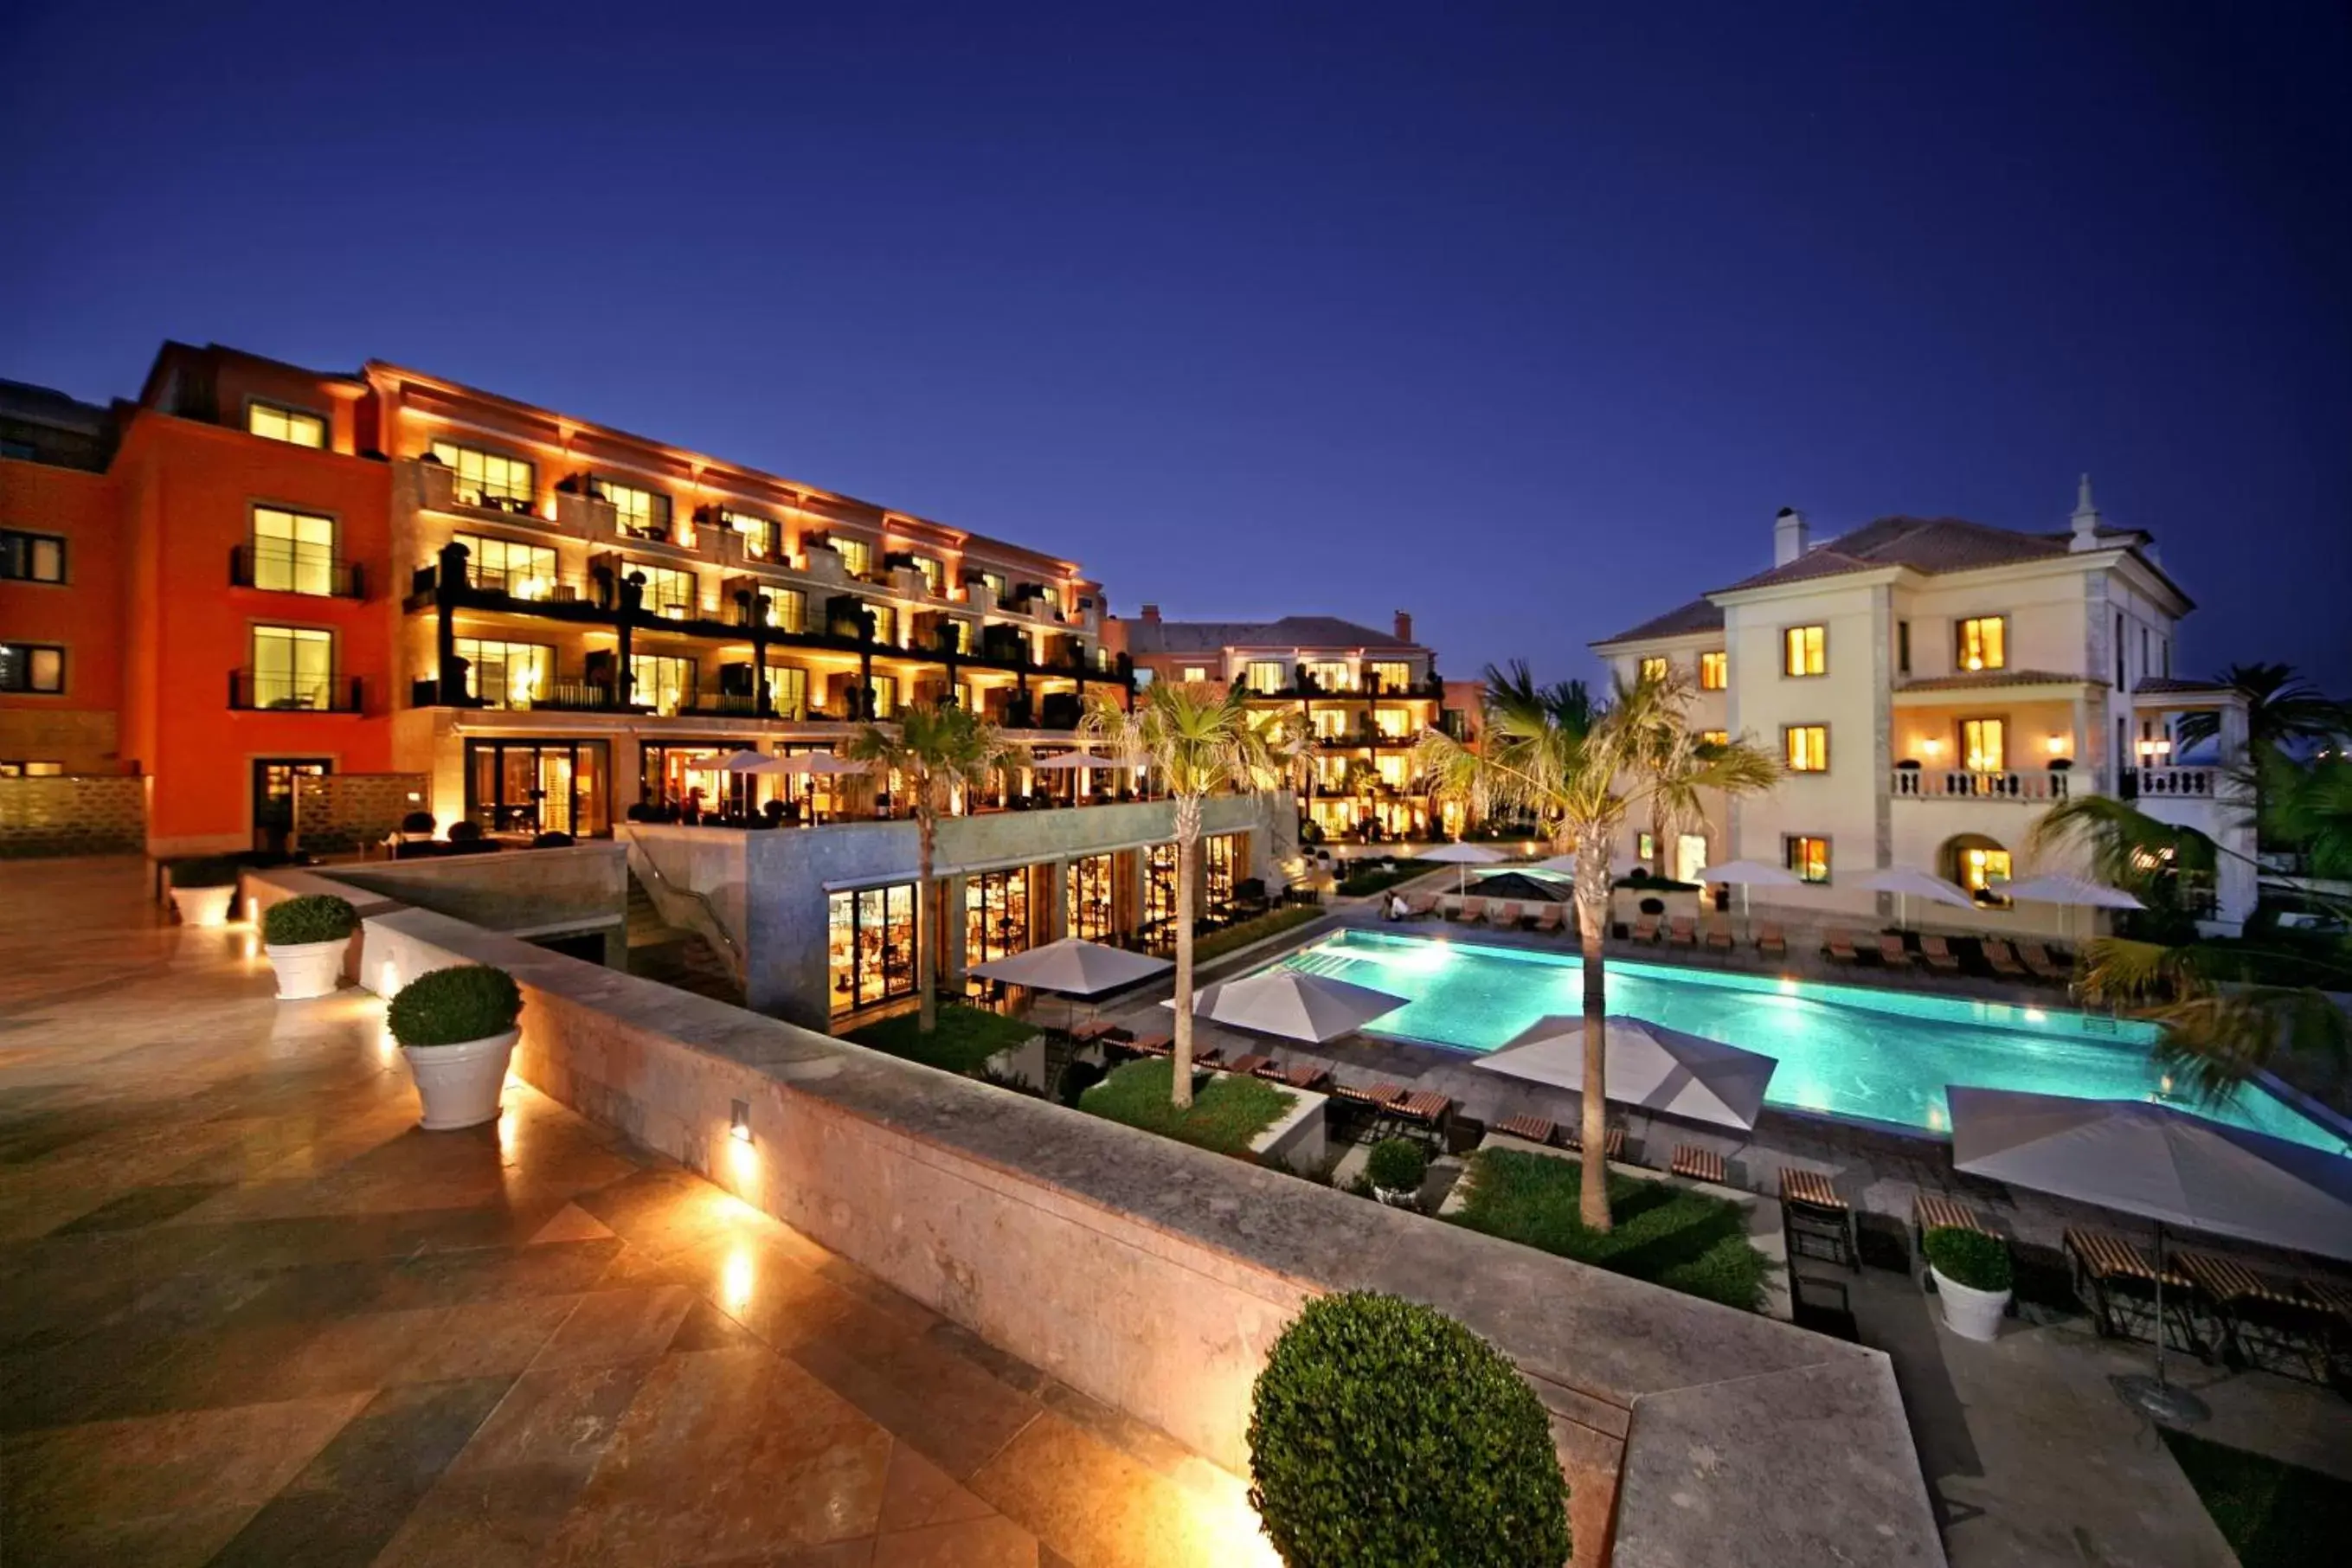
[
  {"x1": 230, "y1": 544, "x2": 365, "y2": 600},
  {"x1": 229, "y1": 670, "x2": 363, "y2": 713}
]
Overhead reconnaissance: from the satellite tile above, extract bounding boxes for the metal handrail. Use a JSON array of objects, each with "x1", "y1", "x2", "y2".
[{"x1": 619, "y1": 824, "x2": 744, "y2": 974}]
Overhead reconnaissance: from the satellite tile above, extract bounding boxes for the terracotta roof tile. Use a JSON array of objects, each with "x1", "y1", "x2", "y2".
[
  {"x1": 1590, "y1": 596, "x2": 1725, "y2": 646},
  {"x1": 1122, "y1": 614, "x2": 1419, "y2": 656},
  {"x1": 1713, "y1": 516, "x2": 2147, "y2": 594}
]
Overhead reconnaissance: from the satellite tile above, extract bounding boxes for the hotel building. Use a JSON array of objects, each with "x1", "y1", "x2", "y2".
[
  {"x1": 1590, "y1": 486, "x2": 2256, "y2": 935},
  {"x1": 1106, "y1": 607, "x2": 1467, "y2": 840},
  {"x1": 3, "y1": 343, "x2": 1288, "y2": 1025}
]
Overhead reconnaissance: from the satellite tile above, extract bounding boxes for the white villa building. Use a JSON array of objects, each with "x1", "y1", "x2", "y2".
[{"x1": 1591, "y1": 480, "x2": 2256, "y2": 936}]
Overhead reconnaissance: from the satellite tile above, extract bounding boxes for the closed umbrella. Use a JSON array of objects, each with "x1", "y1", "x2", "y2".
[
  {"x1": 1858, "y1": 865, "x2": 1976, "y2": 929},
  {"x1": 2001, "y1": 871, "x2": 2147, "y2": 944},
  {"x1": 1165, "y1": 970, "x2": 1408, "y2": 1045},
  {"x1": 1419, "y1": 839, "x2": 1507, "y2": 893},
  {"x1": 1472, "y1": 1014, "x2": 1778, "y2": 1130},
  {"x1": 1949, "y1": 1086, "x2": 2352, "y2": 1423},
  {"x1": 1695, "y1": 858, "x2": 1802, "y2": 933}
]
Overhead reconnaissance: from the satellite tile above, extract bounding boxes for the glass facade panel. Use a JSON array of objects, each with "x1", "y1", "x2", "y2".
[
  {"x1": 630, "y1": 654, "x2": 696, "y2": 716},
  {"x1": 631, "y1": 563, "x2": 697, "y2": 619},
  {"x1": 251, "y1": 626, "x2": 333, "y2": 708},
  {"x1": 454, "y1": 533, "x2": 559, "y2": 599},
  {"x1": 966, "y1": 868, "x2": 1032, "y2": 968},
  {"x1": 1067, "y1": 854, "x2": 1115, "y2": 941},
  {"x1": 432, "y1": 441, "x2": 535, "y2": 506},
  {"x1": 249, "y1": 402, "x2": 325, "y2": 447},
  {"x1": 764, "y1": 665, "x2": 810, "y2": 720},
  {"x1": 1246, "y1": 661, "x2": 1285, "y2": 694},
  {"x1": 830, "y1": 884, "x2": 916, "y2": 1015},
  {"x1": 252, "y1": 507, "x2": 336, "y2": 595},
  {"x1": 598, "y1": 479, "x2": 669, "y2": 537},
  {"x1": 834, "y1": 537, "x2": 874, "y2": 578},
  {"x1": 453, "y1": 638, "x2": 552, "y2": 709},
  {"x1": 462, "y1": 739, "x2": 608, "y2": 836}
]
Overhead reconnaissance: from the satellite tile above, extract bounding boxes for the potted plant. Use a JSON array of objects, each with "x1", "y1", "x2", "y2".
[
  {"x1": 166, "y1": 858, "x2": 241, "y2": 926},
  {"x1": 1249, "y1": 1291, "x2": 1570, "y2": 1568},
  {"x1": 1923, "y1": 1225, "x2": 2014, "y2": 1341},
  {"x1": 1366, "y1": 1138, "x2": 1429, "y2": 1209},
  {"x1": 385, "y1": 965, "x2": 524, "y2": 1130},
  {"x1": 260, "y1": 894, "x2": 358, "y2": 999}
]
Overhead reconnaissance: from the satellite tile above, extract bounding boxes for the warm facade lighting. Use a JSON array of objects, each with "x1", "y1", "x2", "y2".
[{"x1": 729, "y1": 1098, "x2": 753, "y2": 1143}]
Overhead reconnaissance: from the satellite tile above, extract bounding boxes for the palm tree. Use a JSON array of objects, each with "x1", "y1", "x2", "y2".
[
  {"x1": 2173, "y1": 664, "x2": 2351, "y2": 852},
  {"x1": 845, "y1": 702, "x2": 1014, "y2": 1034},
  {"x1": 1083, "y1": 682, "x2": 1278, "y2": 1108},
  {"x1": 2264, "y1": 750, "x2": 2352, "y2": 882},
  {"x1": 2030, "y1": 794, "x2": 2219, "y2": 917},
  {"x1": 1417, "y1": 661, "x2": 1777, "y2": 1230}
]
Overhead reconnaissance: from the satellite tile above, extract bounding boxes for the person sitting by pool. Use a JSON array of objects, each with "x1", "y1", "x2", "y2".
[{"x1": 1387, "y1": 893, "x2": 1411, "y2": 922}]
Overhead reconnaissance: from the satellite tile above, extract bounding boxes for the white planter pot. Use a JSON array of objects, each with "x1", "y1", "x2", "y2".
[
  {"x1": 399, "y1": 1029, "x2": 519, "y2": 1130},
  {"x1": 1931, "y1": 1265, "x2": 2012, "y2": 1342},
  {"x1": 1373, "y1": 1185, "x2": 1419, "y2": 1210},
  {"x1": 170, "y1": 885, "x2": 236, "y2": 927},
  {"x1": 265, "y1": 939, "x2": 348, "y2": 1000}
]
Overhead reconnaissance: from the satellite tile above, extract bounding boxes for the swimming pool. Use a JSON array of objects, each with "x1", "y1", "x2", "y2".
[{"x1": 1269, "y1": 929, "x2": 2352, "y2": 1154}]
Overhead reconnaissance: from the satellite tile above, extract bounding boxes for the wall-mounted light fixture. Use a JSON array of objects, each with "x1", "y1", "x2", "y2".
[{"x1": 729, "y1": 1098, "x2": 752, "y2": 1144}]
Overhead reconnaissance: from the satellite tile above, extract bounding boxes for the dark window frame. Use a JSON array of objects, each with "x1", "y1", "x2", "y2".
[
  {"x1": 1783, "y1": 832, "x2": 1833, "y2": 885},
  {"x1": 0, "y1": 641, "x2": 67, "y2": 694},
  {"x1": 1, "y1": 528, "x2": 67, "y2": 584}
]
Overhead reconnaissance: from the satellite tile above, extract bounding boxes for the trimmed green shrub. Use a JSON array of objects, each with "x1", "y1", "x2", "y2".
[
  {"x1": 387, "y1": 965, "x2": 523, "y2": 1048},
  {"x1": 1924, "y1": 1226, "x2": 2013, "y2": 1292},
  {"x1": 1248, "y1": 1291, "x2": 1570, "y2": 1568},
  {"x1": 1365, "y1": 1138, "x2": 1428, "y2": 1194},
  {"x1": 261, "y1": 894, "x2": 358, "y2": 947},
  {"x1": 168, "y1": 856, "x2": 242, "y2": 889}
]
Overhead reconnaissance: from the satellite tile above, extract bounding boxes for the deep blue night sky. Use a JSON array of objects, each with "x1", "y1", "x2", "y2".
[{"x1": 4, "y1": 3, "x2": 2347, "y2": 686}]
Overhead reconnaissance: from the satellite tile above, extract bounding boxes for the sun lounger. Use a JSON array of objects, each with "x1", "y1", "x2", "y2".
[
  {"x1": 2174, "y1": 1249, "x2": 2336, "y2": 1383},
  {"x1": 1781, "y1": 1167, "x2": 1856, "y2": 1270},
  {"x1": 1439, "y1": 896, "x2": 1466, "y2": 921},
  {"x1": 1702, "y1": 919, "x2": 1733, "y2": 953},
  {"x1": 1401, "y1": 893, "x2": 1438, "y2": 919},
  {"x1": 1456, "y1": 897, "x2": 1488, "y2": 925},
  {"x1": 1483, "y1": 901, "x2": 1520, "y2": 928},
  {"x1": 1630, "y1": 914, "x2": 1661, "y2": 943},
  {"x1": 1671, "y1": 1145, "x2": 1725, "y2": 1185},
  {"x1": 1494, "y1": 1114, "x2": 1557, "y2": 1146},
  {"x1": 1822, "y1": 929, "x2": 1860, "y2": 964},
  {"x1": 1667, "y1": 916, "x2": 1698, "y2": 948},
  {"x1": 1391, "y1": 1090, "x2": 1452, "y2": 1139},
  {"x1": 1982, "y1": 939, "x2": 2027, "y2": 980},
  {"x1": 1281, "y1": 1062, "x2": 1331, "y2": 1091},
  {"x1": 1125, "y1": 1032, "x2": 1172, "y2": 1058},
  {"x1": 1757, "y1": 923, "x2": 1786, "y2": 960},
  {"x1": 1919, "y1": 935, "x2": 1961, "y2": 973},
  {"x1": 1230, "y1": 1053, "x2": 1273, "y2": 1078},
  {"x1": 1561, "y1": 1124, "x2": 1624, "y2": 1160},
  {"x1": 1530, "y1": 904, "x2": 1563, "y2": 934},
  {"x1": 2016, "y1": 941, "x2": 2069, "y2": 982},
  {"x1": 2300, "y1": 1277, "x2": 2352, "y2": 1386},
  {"x1": 1192, "y1": 1047, "x2": 1225, "y2": 1071},
  {"x1": 1912, "y1": 1192, "x2": 1992, "y2": 1281},
  {"x1": 2064, "y1": 1228, "x2": 2205, "y2": 1354},
  {"x1": 1876, "y1": 933, "x2": 1915, "y2": 968},
  {"x1": 1331, "y1": 1079, "x2": 1404, "y2": 1109}
]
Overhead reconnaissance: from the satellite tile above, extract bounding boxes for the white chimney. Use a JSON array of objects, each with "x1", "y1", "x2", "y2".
[
  {"x1": 1773, "y1": 506, "x2": 1809, "y2": 567},
  {"x1": 2068, "y1": 473, "x2": 2104, "y2": 553}
]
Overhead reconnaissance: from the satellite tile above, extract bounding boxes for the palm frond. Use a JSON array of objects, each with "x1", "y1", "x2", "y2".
[{"x1": 2150, "y1": 986, "x2": 2352, "y2": 1106}]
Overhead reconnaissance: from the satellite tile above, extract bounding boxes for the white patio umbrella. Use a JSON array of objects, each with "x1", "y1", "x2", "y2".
[
  {"x1": 1694, "y1": 858, "x2": 1802, "y2": 930},
  {"x1": 2000, "y1": 871, "x2": 2147, "y2": 944},
  {"x1": 1163, "y1": 970, "x2": 1409, "y2": 1045},
  {"x1": 1949, "y1": 1085, "x2": 2352, "y2": 1423},
  {"x1": 1858, "y1": 865, "x2": 1976, "y2": 929},
  {"x1": 970, "y1": 938, "x2": 1170, "y2": 996},
  {"x1": 715, "y1": 750, "x2": 774, "y2": 773},
  {"x1": 768, "y1": 753, "x2": 869, "y2": 776},
  {"x1": 1472, "y1": 1014, "x2": 1778, "y2": 1131},
  {"x1": 1419, "y1": 839, "x2": 1507, "y2": 893}
]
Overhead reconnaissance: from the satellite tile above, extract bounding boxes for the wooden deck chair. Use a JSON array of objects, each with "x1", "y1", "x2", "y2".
[
  {"x1": 1982, "y1": 939, "x2": 2027, "y2": 979},
  {"x1": 1702, "y1": 919, "x2": 1734, "y2": 954},
  {"x1": 1918, "y1": 935, "x2": 1962, "y2": 973},
  {"x1": 1757, "y1": 923, "x2": 1787, "y2": 960},
  {"x1": 1667, "y1": 916, "x2": 1698, "y2": 948},
  {"x1": 1630, "y1": 914, "x2": 1661, "y2": 943},
  {"x1": 2016, "y1": 941, "x2": 2069, "y2": 982},
  {"x1": 1822, "y1": 929, "x2": 1860, "y2": 964},
  {"x1": 1876, "y1": 933, "x2": 1916, "y2": 968}
]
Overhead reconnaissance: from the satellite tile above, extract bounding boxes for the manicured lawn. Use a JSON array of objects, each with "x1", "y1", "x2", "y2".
[
  {"x1": 847, "y1": 1004, "x2": 1035, "y2": 1076},
  {"x1": 1335, "y1": 859, "x2": 1433, "y2": 897},
  {"x1": 1081, "y1": 1057, "x2": 1295, "y2": 1155},
  {"x1": 1447, "y1": 1147, "x2": 1773, "y2": 1311},
  {"x1": 2161, "y1": 1427, "x2": 2349, "y2": 1568},
  {"x1": 1194, "y1": 904, "x2": 1323, "y2": 963}
]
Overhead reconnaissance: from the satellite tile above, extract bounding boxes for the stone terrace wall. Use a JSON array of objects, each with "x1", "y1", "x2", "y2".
[
  {"x1": 293, "y1": 772, "x2": 429, "y2": 856},
  {"x1": 280, "y1": 871, "x2": 1944, "y2": 1568},
  {"x1": 0, "y1": 774, "x2": 145, "y2": 858}
]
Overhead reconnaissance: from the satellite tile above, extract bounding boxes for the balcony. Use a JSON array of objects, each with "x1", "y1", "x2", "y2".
[
  {"x1": 1890, "y1": 766, "x2": 2071, "y2": 801},
  {"x1": 230, "y1": 671, "x2": 363, "y2": 713},
  {"x1": 2124, "y1": 765, "x2": 2220, "y2": 800},
  {"x1": 229, "y1": 545, "x2": 366, "y2": 601},
  {"x1": 412, "y1": 459, "x2": 553, "y2": 526}
]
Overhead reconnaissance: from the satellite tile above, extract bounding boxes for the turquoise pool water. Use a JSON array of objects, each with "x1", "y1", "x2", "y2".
[{"x1": 1271, "y1": 929, "x2": 2352, "y2": 1154}]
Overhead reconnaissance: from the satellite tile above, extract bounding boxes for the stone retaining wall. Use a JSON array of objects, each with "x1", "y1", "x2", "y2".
[
  {"x1": 0, "y1": 774, "x2": 146, "y2": 858},
  {"x1": 292, "y1": 772, "x2": 430, "y2": 856}
]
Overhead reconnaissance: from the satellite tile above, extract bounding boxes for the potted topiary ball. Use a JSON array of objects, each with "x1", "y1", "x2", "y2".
[
  {"x1": 385, "y1": 965, "x2": 524, "y2": 1130},
  {"x1": 167, "y1": 857, "x2": 242, "y2": 927},
  {"x1": 1923, "y1": 1225, "x2": 2014, "y2": 1342},
  {"x1": 260, "y1": 894, "x2": 358, "y2": 999},
  {"x1": 1365, "y1": 1138, "x2": 1429, "y2": 1209},
  {"x1": 1250, "y1": 1291, "x2": 1570, "y2": 1568}
]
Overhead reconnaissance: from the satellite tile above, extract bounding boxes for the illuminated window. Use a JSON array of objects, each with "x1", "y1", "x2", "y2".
[
  {"x1": 1783, "y1": 724, "x2": 1828, "y2": 773},
  {"x1": 1377, "y1": 755, "x2": 1408, "y2": 787},
  {"x1": 1, "y1": 761, "x2": 65, "y2": 776},
  {"x1": 1638, "y1": 656, "x2": 1668, "y2": 683},
  {"x1": 764, "y1": 665, "x2": 809, "y2": 720},
  {"x1": 596, "y1": 478, "x2": 670, "y2": 538},
  {"x1": 250, "y1": 507, "x2": 336, "y2": 595},
  {"x1": 1700, "y1": 729, "x2": 1729, "y2": 748},
  {"x1": 1958, "y1": 844, "x2": 2013, "y2": 907},
  {"x1": 1373, "y1": 707, "x2": 1411, "y2": 738},
  {"x1": 629, "y1": 563, "x2": 697, "y2": 619},
  {"x1": 1699, "y1": 651, "x2": 1727, "y2": 690},
  {"x1": 452, "y1": 639, "x2": 551, "y2": 709},
  {"x1": 1962, "y1": 717, "x2": 2007, "y2": 774},
  {"x1": 1369, "y1": 660, "x2": 1413, "y2": 692},
  {"x1": 755, "y1": 586, "x2": 807, "y2": 633},
  {"x1": 1246, "y1": 661, "x2": 1285, "y2": 694},
  {"x1": 721, "y1": 508, "x2": 777, "y2": 557},
  {"x1": 1957, "y1": 616, "x2": 2007, "y2": 673},
  {"x1": 907, "y1": 555, "x2": 943, "y2": 594},
  {"x1": 868, "y1": 604, "x2": 897, "y2": 646},
  {"x1": 1, "y1": 530, "x2": 66, "y2": 583},
  {"x1": 1784, "y1": 834, "x2": 1831, "y2": 884},
  {"x1": 1897, "y1": 620, "x2": 1912, "y2": 676},
  {"x1": 248, "y1": 401, "x2": 325, "y2": 448},
  {"x1": 833, "y1": 537, "x2": 875, "y2": 578},
  {"x1": 869, "y1": 674, "x2": 897, "y2": 717},
  {"x1": 1308, "y1": 660, "x2": 1353, "y2": 692},
  {"x1": 1312, "y1": 709, "x2": 1349, "y2": 739},
  {"x1": 1783, "y1": 626, "x2": 1826, "y2": 677},
  {"x1": 829, "y1": 884, "x2": 916, "y2": 1015},
  {"x1": 453, "y1": 533, "x2": 557, "y2": 599},
  {"x1": 0, "y1": 642, "x2": 66, "y2": 694},
  {"x1": 629, "y1": 654, "x2": 696, "y2": 716},
  {"x1": 978, "y1": 568, "x2": 1009, "y2": 605},
  {"x1": 1179, "y1": 665, "x2": 1209, "y2": 683},
  {"x1": 1636, "y1": 831, "x2": 1656, "y2": 863},
  {"x1": 250, "y1": 627, "x2": 332, "y2": 709},
  {"x1": 432, "y1": 441, "x2": 534, "y2": 507}
]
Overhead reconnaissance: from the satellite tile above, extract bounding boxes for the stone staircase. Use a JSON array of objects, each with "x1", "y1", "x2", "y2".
[{"x1": 625, "y1": 871, "x2": 744, "y2": 1007}]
